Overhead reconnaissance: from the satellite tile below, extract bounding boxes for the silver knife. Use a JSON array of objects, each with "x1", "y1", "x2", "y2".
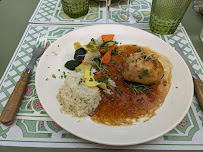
[{"x1": 175, "y1": 42, "x2": 203, "y2": 110}]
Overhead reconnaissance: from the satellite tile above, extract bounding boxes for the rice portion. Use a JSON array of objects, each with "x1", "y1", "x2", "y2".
[{"x1": 56, "y1": 72, "x2": 101, "y2": 117}]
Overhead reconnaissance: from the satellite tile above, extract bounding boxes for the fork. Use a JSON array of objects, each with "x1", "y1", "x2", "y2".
[{"x1": 0, "y1": 34, "x2": 47, "y2": 125}]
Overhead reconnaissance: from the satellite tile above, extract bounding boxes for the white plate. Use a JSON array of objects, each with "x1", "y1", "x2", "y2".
[{"x1": 36, "y1": 24, "x2": 193, "y2": 146}]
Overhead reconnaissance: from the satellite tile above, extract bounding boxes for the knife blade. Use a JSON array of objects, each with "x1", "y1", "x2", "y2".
[{"x1": 175, "y1": 42, "x2": 203, "y2": 110}]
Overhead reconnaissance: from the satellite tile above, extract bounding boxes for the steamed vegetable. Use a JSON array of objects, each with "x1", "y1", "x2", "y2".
[
  {"x1": 96, "y1": 36, "x2": 104, "y2": 46},
  {"x1": 74, "y1": 48, "x2": 87, "y2": 60},
  {"x1": 75, "y1": 62, "x2": 92, "y2": 73},
  {"x1": 101, "y1": 52, "x2": 111, "y2": 64},
  {"x1": 83, "y1": 51, "x2": 101, "y2": 65},
  {"x1": 84, "y1": 69, "x2": 106, "y2": 89},
  {"x1": 74, "y1": 42, "x2": 83, "y2": 50},
  {"x1": 65, "y1": 60, "x2": 82, "y2": 70},
  {"x1": 101, "y1": 34, "x2": 115, "y2": 42},
  {"x1": 101, "y1": 41, "x2": 118, "y2": 48},
  {"x1": 107, "y1": 45, "x2": 117, "y2": 51},
  {"x1": 83, "y1": 39, "x2": 99, "y2": 53}
]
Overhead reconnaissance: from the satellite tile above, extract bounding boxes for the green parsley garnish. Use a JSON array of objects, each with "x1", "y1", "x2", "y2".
[
  {"x1": 78, "y1": 79, "x2": 83, "y2": 85},
  {"x1": 163, "y1": 83, "x2": 167, "y2": 86},
  {"x1": 137, "y1": 99, "x2": 141, "y2": 102},
  {"x1": 137, "y1": 48, "x2": 142, "y2": 52},
  {"x1": 48, "y1": 67, "x2": 50, "y2": 68},
  {"x1": 114, "y1": 77, "x2": 118, "y2": 80},
  {"x1": 126, "y1": 47, "x2": 129, "y2": 49},
  {"x1": 58, "y1": 45, "x2": 59, "y2": 47},
  {"x1": 97, "y1": 76, "x2": 109, "y2": 86},
  {"x1": 146, "y1": 92, "x2": 150, "y2": 95},
  {"x1": 46, "y1": 78, "x2": 48, "y2": 81},
  {"x1": 176, "y1": 86, "x2": 178, "y2": 88},
  {"x1": 116, "y1": 88, "x2": 122, "y2": 96},
  {"x1": 110, "y1": 58, "x2": 116, "y2": 63},
  {"x1": 133, "y1": 45, "x2": 137, "y2": 46},
  {"x1": 138, "y1": 69, "x2": 149, "y2": 79},
  {"x1": 58, "y1": 69, "x2": 60, "y2": 72},
  {"x1": 89, "y1": 78, "x2": 93, "y2": 81},
  {"x1": 117, "y1": 82, "x2": 120, "y2": 85},
  {"x1": 124, "y1": 81, "x2": 151, "y2": 94},
  {"x1": 111, "y1": 49, "x2": 118, "y2": 56},
  {"x1": 132, "y1": 60, "x2": 135, "y2": 63},
  {"x1": 117, "y1": 69, "x2": 121, "y2": 73},
  {"x1": 52, "y1": 74, "x2": 56, "y2": 79},
  {"x1": 119, "y1": 51, "x2": 125, "y2": 56}
]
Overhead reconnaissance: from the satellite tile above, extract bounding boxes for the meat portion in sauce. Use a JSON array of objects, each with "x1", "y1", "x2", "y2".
[
  {"x1": 122, "y1": 51, "x2": 164, "y2": 84},
  {"x1": 90, "y1": 45, "x2": 171, "y2": 126}
]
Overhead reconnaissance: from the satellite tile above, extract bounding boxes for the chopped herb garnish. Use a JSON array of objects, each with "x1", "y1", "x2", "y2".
[
  {"x1": 61, "y1": 75, "x2": 63, "y2": 79},
  {"x1": 52, "y1": 74, "x2": 56, "y2": 79},
  {"x1": 110, "y1": 58, "x2": 116, "y2": 63},
  {"x1": 133, "y1": 45, "x2": 137, "y2": 46},
  {"x1": 163, "y1": 83, "x2": 167, "y2": 86},
  {"x1": 117, "y1": 82, "x2": 120, "y2": 85},
  {"x1": 103, "y1": 97, "x2": 107, "y2": 101},
  {"x1": 78, "y1": 78, "x2": 83, "y2": 85},
  {"x1": 146, "y1": 92, "x2": 150, "y2": 95},
  {"x1": 97, "y1": 76, "x2": 109, "y2": 86},
  {"x1": 108, "y1": 72, "x2": 112, "y2": 76},
  {"x1": 132, "y1": 60, "x2": 135, "y2": 63},
  {"x1": 138, "y1": 69, "x2": 148, "y2": 79},
  {"x1": 137, "y1": 48, "x2": 142, "y2": 52},
  {"x1": 116, "y1": 88, "x2": 122, "y2": 96},
  {"x1": 124, "y1": 81, "x2": 151, "y2": 94},
  {"x1": 89, "y1": 78, "x2": 93, "y2": 82},
  {"x1": 126, "y1": 47, "x2": 129, "y2": 49},
  {"x1": 117, "y1": 69, "x2": 121, "y2": 73},
  {"x1": 114, "y1": 77, "x2": 118, "y2": 80},
  {"x1": 48, "y1": 67, "x2": 50, "y2": 68},
  {"x1": 46, "y1": 78, "x2": 48, "y2": 81},
  {"x1": 142, "y1": 69, "x2": 148, "y2": 77},
  {"x1": 63, "y1": 71, "x2": 67, "y2": 78},
  {"x1": 58, "y1": 45, "x2": 59, "y2": 47},
  {"x1": 60, "y1": 103, "x2": 62, "y2": 105},
  {"x1": 176, "y1": 86, "x2": 178, "y2": 88},
  {"x1": 120, "y1": 42, "x2": 122, "y2": 44},
  {"x1": 111, "y1": 49, "x2": 118, "y2": 55},
  {"x1": 111, "y1": 97, "x2": 115, "y2": 101},
  {"x1": 138, "y1": 75, "x2": 142, "y2": 79},
  {"x1": 137, "y1": 99, "x2": 141, "y2": 102},
  {"x1": 119, "y1": 51, "x2": 125, "y2": 56},
  {"x1": 58, "y1": 69, "x2": 60, "y2": 72}
]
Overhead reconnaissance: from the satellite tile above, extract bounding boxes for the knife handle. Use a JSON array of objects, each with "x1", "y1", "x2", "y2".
[
  {"x1": 0, "y1": 72, "x2": 30, "y2": 125},
  {"x1": 194, "y1": 78, "x2": 203, "y2": 110}
]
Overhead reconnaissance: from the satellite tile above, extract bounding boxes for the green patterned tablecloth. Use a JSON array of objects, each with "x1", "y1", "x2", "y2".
[
  {"x1": 29, "y1": 0, "x2": 151, "y2": 24},
  {"x1": 0, "y1": 23, "x2": 203, "y2": 149}
]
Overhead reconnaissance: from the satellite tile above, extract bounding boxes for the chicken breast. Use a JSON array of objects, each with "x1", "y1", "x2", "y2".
[{"x1": 122, "y1": 52, "x2": 164, "y2": 84}]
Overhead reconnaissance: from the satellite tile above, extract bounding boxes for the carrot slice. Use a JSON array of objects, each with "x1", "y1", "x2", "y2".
[
  {"x1": 101, "y1": 52, "x2": 111, "y2": 64},
  {"x1": 101, "y1": 34, "x2": 115, "y2": 43},
  {"x1": 107, "y1": 45, "x2": 117, "y2": 51},
  {"x1": 99, "y1": 48, "x2": 107, "y2": 54}
]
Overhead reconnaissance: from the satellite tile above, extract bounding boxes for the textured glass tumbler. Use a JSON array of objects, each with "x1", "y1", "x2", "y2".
[
  {"x1": 150, "y1": 0, "x2": 192, "y2": 34},
  {"x1": 61, "y1": 0, "x2": 89, "y2": 18}
]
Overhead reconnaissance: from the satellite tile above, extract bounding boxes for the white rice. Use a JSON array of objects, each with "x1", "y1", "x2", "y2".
[{"x1": 56, "y1": 72, "x2": 101, "y2": 117}]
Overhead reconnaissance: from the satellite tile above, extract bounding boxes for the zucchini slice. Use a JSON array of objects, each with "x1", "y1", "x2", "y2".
[{"x1": 65, "y1": 60, "x2": 82, "y2": 70}]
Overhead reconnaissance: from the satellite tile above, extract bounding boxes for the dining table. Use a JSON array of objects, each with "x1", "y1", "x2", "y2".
[{"x1": 0, "y1": 0, "x2": 203, "y2": 151}]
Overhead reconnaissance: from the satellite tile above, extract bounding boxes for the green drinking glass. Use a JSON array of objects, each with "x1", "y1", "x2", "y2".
[
  {"x1": 61, "y1": 0, "x2": 89, "y2": 18},
  {"x1": 150, "y1": 0, "x2": 192, "y2": 34}
]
